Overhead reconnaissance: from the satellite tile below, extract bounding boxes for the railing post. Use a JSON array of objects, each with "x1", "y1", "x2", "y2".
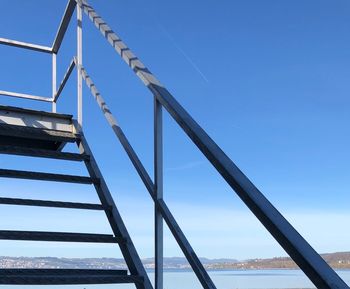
[
  {"x1": 52, "y1": 53, "x2": 57, "y2": 112},
  {"x1": 77, "y1": 3, "x2": 83, "y2": 126},
  {"x1": 154, "y1": 97, "x2": 163, "y2": 289}
]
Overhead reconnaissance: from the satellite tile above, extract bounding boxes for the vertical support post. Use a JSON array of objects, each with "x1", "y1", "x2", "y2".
[
  {"x1": 52, "y1": 53, "x2": 57, "y2": 112},
  {"x1": 154, "y1": 97, "x2": 163, "y2": 289},
  {"x1": 77, "y1": 3, "x2": 83, "y2": 126}
]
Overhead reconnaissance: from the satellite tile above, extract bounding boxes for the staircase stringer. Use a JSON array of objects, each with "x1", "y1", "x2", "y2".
[{"x1": 75, "y1": 128, "x2": 152, "y2": 289}]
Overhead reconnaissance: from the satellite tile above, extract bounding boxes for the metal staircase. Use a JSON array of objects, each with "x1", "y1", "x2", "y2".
[
  {"x1": 0, "y1": 106, "x2": 152, "y2": 288},
  {"x1": 0, "y1": 0, "x2": 348, "y2": 288}
]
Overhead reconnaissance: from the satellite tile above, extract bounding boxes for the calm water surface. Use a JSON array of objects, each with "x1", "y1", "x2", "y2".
[{"x1": 0, "y1": 269, "x2": 349, "y2": 289}]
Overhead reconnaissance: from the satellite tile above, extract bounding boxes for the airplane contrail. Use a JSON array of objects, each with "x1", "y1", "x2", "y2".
[{"x1": 158, "y1": 24, "x2": 209, "y2": 83}]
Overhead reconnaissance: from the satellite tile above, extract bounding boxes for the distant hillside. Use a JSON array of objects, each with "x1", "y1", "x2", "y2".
[
  {"x1": 231, "y1": 252, "x2": 350, "y2": 270},
  {"x1": 0, "y1": 252, "x2": 349, "y2": 270}
]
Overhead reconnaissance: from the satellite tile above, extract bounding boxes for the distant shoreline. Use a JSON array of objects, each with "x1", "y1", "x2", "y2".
[
  {"x1": 1, "y1": 251, "x2": 350, "y2": 270},
  {"x1": 146, "y1": 268, "x2": 350, "y2": 275}
]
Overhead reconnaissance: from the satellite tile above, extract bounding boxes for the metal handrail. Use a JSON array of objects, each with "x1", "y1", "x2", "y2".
[
  {"x1": 0, "y1": 37, "x2": 52, "y2": 53},
  {"x1": 0, "y1": 0, "x2": 77, "y2": 107},
  {"x1": 75, "y1": 0, "x2": 349, "y2": 288},
  {"x1": 0, "y1": 90, "x2": 52, "y2": 102},
  {"x1": 79, "y1": 64, "x2": 216, "y2": 289},
  {"x1": 0, "y1": 37, "x2": 53, "y2": 103},
  {"x1": 52, "y1": 0, "x2": 76, "y2": 54}
]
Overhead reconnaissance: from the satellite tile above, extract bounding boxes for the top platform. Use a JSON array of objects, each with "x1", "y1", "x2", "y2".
[{"x1": 0, "y1": 106, "x2": 77, "y2": 151}]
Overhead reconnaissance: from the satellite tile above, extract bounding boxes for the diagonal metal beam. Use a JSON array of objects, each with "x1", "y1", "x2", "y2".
[
  {"x1": 77, "y1": 1, "x2": 349, "y2": 288},
  {"x1": 54, "y1": 58, "x2": 76, "y2": 102},
  {"x1": 52, "y1": 0, "x2": 77, "y2": 53},
  {"x1": 79, "y1": 66, "x2": 154, "y2": 194}
]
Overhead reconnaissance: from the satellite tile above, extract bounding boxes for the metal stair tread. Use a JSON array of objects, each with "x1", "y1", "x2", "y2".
[
  {"x1": 0, "y1": 230, "x2": 123, "y2": 243},
  {"x1": 0, "y1": 105, "x2": 73, "y2": 120},
  {"x1": 0, "y1": 268, "x2": 143, "y2": 285},
  {"x1": 0, "y1": 168, "x2": 98, "y2": 184},
  {"x1": 0, "y1": 197, "x2": 103, "y2": 210},
  {"x1": 0, "y1": 123, "x2": 78, "y2": 142},
  {"x1": 0, "y1": 145, "x2": 89, "y2": 161}
]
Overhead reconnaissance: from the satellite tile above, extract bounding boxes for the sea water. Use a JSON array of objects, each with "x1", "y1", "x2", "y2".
[{"x1": 0, "y1": 269, "x2": 349, "y2": 289}]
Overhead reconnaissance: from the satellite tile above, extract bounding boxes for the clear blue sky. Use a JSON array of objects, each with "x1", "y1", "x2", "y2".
[{"x1": 0, "y1": 0, "x2": 349, "y2": 261}]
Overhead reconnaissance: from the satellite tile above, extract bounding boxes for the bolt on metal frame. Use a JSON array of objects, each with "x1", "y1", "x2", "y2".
[{"x1": 0, "y1": 0, "x2": 348, "y2": 289}]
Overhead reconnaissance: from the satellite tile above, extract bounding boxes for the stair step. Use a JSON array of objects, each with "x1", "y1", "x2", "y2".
[
  {"x1": 0, "y1": 105, "x2": 73, "y2": 133},
  {"x1": 0, "y1": 169, "x2": 98, "y2": 184},
  {"x1": 0, "y1": 105, "x2": 73, "y2": 120},
  {"x1": 0, "y1": 145, "x2": 89, "y2": 161},
  {"x1": 0, "y1": 230, "x2": 124, "y2": 243},
  {"x1": 0, "y1": 269, "x2": 142, "y2": 285},
  {"x1": 0, "y1": 197, "x2": 104, "y2": 210},
  {"x1": 0, "y1": 123, "x2": 78, "y2": 143},
  {"x1": 0, "y1": 123, "x2": 78, "y2": 151}
]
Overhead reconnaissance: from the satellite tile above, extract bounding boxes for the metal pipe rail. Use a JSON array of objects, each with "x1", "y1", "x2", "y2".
[
  {"x1": 0, "y1": 37, "x2": 52, "y2": 53},
  {"x1": 0, "y1": 90, "x2": 52, "y2": 102},
  {"x1": 75, "y1": 1, "x2": 349, "y2": 289},
  {"x1": 0, "y1": 36, "x2": 53, "y2": 104},
  {"x1": 0, "y1": 55, "x2": 76, "y2": 108}
]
